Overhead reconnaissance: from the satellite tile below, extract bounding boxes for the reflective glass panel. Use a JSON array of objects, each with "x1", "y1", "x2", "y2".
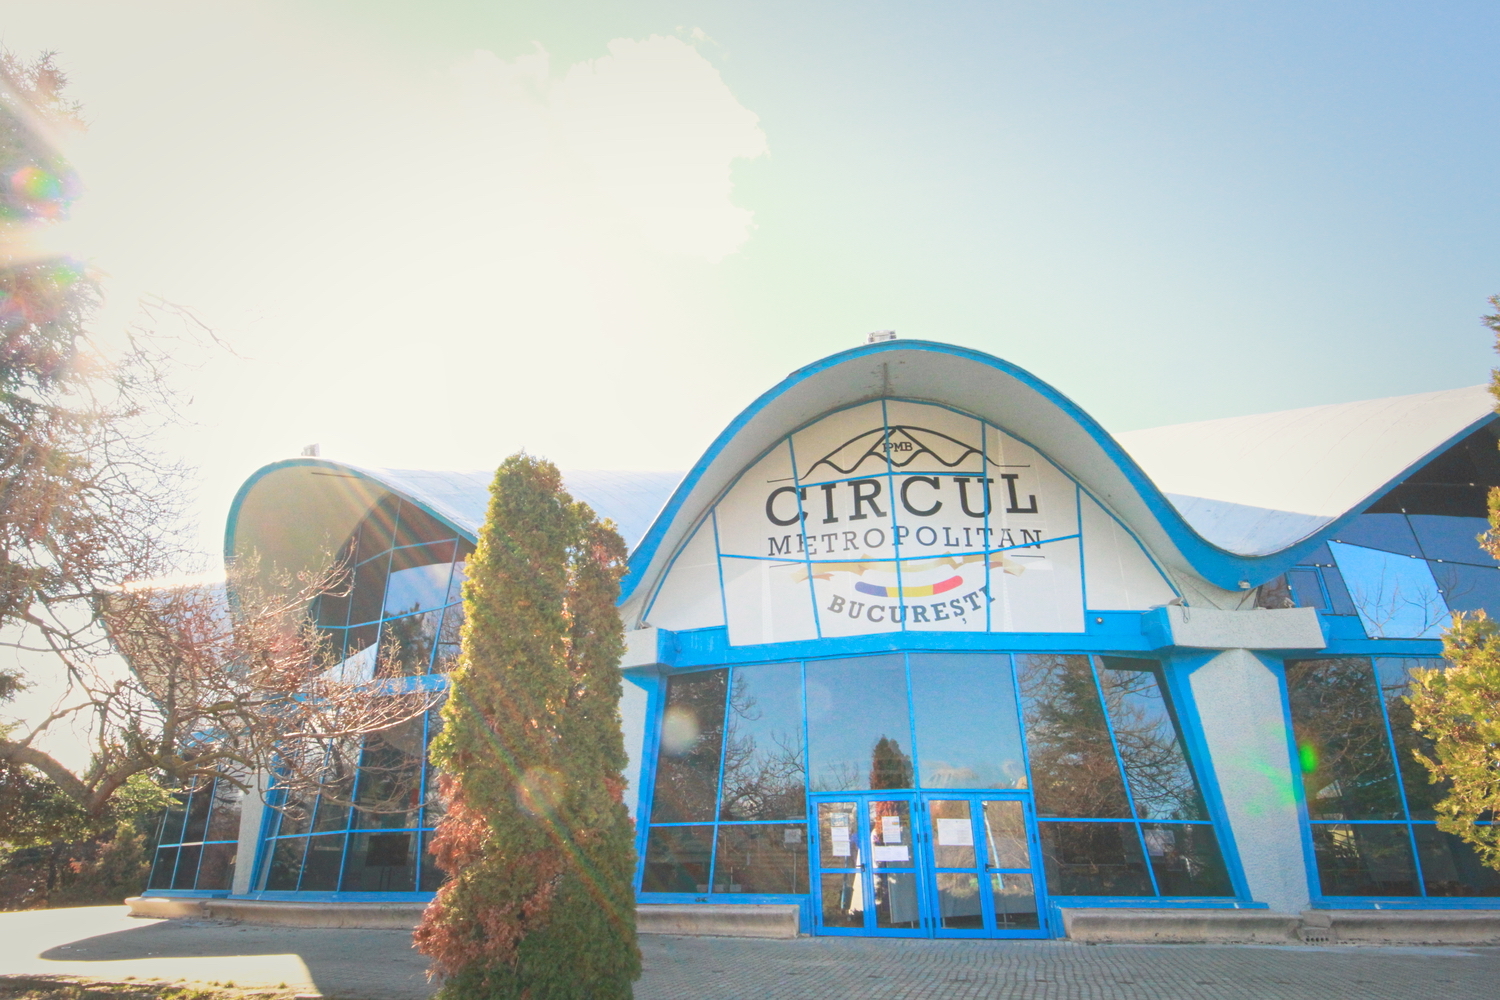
[
  {"x1": 910, "y1": 653, "x2": 1026, "y2": 789},
  {"x1": 982, "y1": 800, "x2": 1030, "y2": 869},
  {"x1": 272, "y1": 791, "x2": 314, "y2": 839},
  {"x1": 1140, "y1": 823, "x2": 1233, "y2": 897},
  {"x1": 376, "y1": 610, "x2": 440, "y2": 677},
  {"x1": 1432, "y1": 562, "x2": 1500, "y2": 617},
  {"x1": 806, "y1": 655, "x2": 913, "y2": 792},
  {"x1": 1096, "y1": 658, "x2": 1207, "y2": 821},
  {"x1": 1329, "y1": 542, "x2": 1449, "y2": 639},
  {"x1": 1408, "y1": 515, "x2": 1494, "y2": 564},
  {"x1": 1037, "y1": 821, "x2": 1153, "y2": 896},
  {"x1": 935, "y1": 872, "x2": 984, "y2": 929},
  {"x1": 171, "y1": 845, "x2": 202, "y2": 890},
  {"x1": 348, "y1": 556, "x2": 390, "y2": 627},
  {"x1": 351, "y1": 717, "x2": 425, "y2": 829},
  {"x1": 181, "y1": 782, "x2": 213, "y2": 843},
  {"x1": 1016, "y1": 654, "x2": 1131, "y2": 818},
  {"x1": 874, "y1": 872, "x2": 921, "y2": 928},
  {"x1": 1286, "y1": 568, "x2": 1327, "y2": 611},
  {"x1": 990, "y1": 872, "x2": 1040, "y2": 929},
  {"x1": 1285, "y1": 658, "x2": 1404, "y2": 821},
  {"x1": 205, "y1": 780, "x2": 243, "y2": 841},
  {"x1": 1413, "y1": 825, "x2": 1500, "y2": 897},
  {"x1": 820, "y1": 872, "x2": 865, "y2": 927},
  {"x1": 147, "y1": 847, "x2": 178, "y2": 890},
  {"x1": 1373, "y1": 657, "x2": 1446, "y2": 819},
  {"x1": 418, "y1": 832, "x2": 447, "y2": 892},
  {"x1": 196, "y1": 842, "x2": 236, "y2": 891},
  {"x1": 869, "y1": 799, "x2": 914, "y2": 868},
  {"x1": 650, "y1": 669, "x2": 728, "y2": 823},
  {"x1": 926, "y1": 800, "x2": 975, "y2": 868},
  {"x1": 353, "y1": 498, "x2": 399, "y2": 565},
  {"x1": 713, "y1": 824, "x2": 809, "y2": 894},
  {"x1": 264, "y1": 838, "x2": 307, "y2": 891},
  {"x1": 1309, "y1": 823, "x2": 1418, "y2": 896},
  {"x1": 1334, "y1": 514, "x2": 1422, "y2": 556},
  {"x1": 641, "y1": 825, "x2": 714, "y2": 893},
  {"x1": 719, "y1": 662, "x2": 806, "y2": 820},
  {"x1": 299, "y1": 833, "x2": 345, "y2": 891},
  {"x1": 817, "y1": 801, "x2": 861, "y2": 869},
  {"x1": 383, "y1": 548, "x2": 456, "y2": 617},
  {"x1": 341, "y1": 830, "x2": 417, "y2": 892}
]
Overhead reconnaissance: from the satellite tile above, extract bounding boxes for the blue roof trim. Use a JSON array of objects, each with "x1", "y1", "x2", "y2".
[{"x1": 620, "y1": 340, "x2": 1497, "y2": 599}]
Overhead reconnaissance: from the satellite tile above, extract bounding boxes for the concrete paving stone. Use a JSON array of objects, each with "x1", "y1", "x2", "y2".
[{"x1": 3, "y1": 907, "x2": 1500, "y2": 999}]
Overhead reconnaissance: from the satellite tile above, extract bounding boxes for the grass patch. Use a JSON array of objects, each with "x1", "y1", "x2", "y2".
[{"x1": 0, "y1": 978, "x2": 320, "y2": 1000}]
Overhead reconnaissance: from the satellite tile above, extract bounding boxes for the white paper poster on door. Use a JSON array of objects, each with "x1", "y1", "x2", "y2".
[{"x1": 936, "y1": 817, "x2": 974, "y2": 846}]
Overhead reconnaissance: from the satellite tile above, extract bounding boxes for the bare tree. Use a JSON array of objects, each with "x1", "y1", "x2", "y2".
[{"x1": 2, "y1": 556, "x2": 439, "y2": 820}]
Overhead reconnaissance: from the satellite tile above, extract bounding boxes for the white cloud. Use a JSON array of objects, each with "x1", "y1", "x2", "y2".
[{"x1": 451, "y1": 36, "x2": 767, "y2": 262}]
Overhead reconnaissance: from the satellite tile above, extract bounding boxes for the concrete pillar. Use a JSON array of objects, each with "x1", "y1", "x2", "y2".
[
  {"x1": 231, "y1": 773, "x2": 268, "y2": 896},
  {"x1": 1188, "y1": 648, "x2": 1310, "y2": 914},
  {"x1": 619, "y1": 678, "x2": 650, "y2": 822}
]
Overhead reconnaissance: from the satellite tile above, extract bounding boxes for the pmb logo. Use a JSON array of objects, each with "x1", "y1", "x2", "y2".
[{"x1": 884, "y1": 438, "x2": 915, "y2": 453}]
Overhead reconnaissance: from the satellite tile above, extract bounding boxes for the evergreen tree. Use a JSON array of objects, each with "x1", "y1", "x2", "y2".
[
  {"x1": 414, "y1": 455, "x2": 639, "y2": 1000},
  {"x1": 1409, "y1": 295, "x2": 1500, "y2": 871}
]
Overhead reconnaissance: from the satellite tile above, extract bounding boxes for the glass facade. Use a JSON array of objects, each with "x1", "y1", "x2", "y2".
[
  {"x1": 315, "y1": 493, "x2": 471, "y2": 677},
  {"x1": 259, "y1": 709, "x2": 448, "y2": 894},
  {"x1": 1285, "y1": 513, "x2": 1500, "y2": 639},
  {"x1": 640, "y1": 652, "x2": 1232, "y2": 903},
  {"x1": 1286, "y1": 656, "x2": 1500, "y2": 899},
  {"x1": 255, "y1": 494, "x2": 470, "y2": 893},
  {"x1": 145, "y1": 492, "x2": 472, "y2": 897},
  {"x1": 147, "y1": 776, "x2": 243, "y2": 892}
]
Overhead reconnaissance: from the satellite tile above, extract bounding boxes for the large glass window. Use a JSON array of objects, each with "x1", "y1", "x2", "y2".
[
  {"x1": 644, "y1": 662, "x2": 810, "y2": 895},
  {"x1": 641, "y1": 651, "x2": 1231, "y2": 901},
  {"x1": 806, "y1": 656, "x2": 910, "y2": 792},
  {"x1": 258, "y1": 710, "x2": 445, "y2": 894},
  {"x1": 1286, "y1": 656, "x2": 1500, "y2": 898},
  {"x1": 147, "y1": 776, "x2": 243, "y2": 892},
  {"x1": 1018, "y1": 653, "x2": 1230, "y2": 898}
]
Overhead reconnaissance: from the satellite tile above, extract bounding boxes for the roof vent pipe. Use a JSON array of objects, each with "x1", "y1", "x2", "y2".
[
  {"x1": 867, "y1": 330, "x2": 897, "y2": 344},
  {"x1": 300, "y1": 443, "x2": 320, "y2": 457}
]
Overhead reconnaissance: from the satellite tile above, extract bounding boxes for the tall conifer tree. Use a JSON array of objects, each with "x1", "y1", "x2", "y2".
[{"x1": 415, "y1": 455, "x2": 640, "y2": 999}]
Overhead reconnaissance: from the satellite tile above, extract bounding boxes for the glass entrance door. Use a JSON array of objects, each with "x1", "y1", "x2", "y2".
[
  {"x1": 811, "y1": 792, "x2": 1048, "y2": 938},
  {"x1": 921, "y1": 793, "x2": 1047, "y2": 938},
  {"x1": 814, "y1": 796, "x2": 923, "y2": 936}
]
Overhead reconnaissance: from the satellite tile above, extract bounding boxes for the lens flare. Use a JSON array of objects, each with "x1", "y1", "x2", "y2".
[{"x1": 1298, "y1": 742, "x2": 1319, "y2": 774}]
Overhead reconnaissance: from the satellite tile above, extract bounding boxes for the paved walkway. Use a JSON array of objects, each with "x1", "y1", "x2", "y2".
[{"x1": 4, "y1": 907, "x2": 1500, "y2": 1000}]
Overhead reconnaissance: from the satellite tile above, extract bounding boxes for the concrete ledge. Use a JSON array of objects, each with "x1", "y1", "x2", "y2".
[
  {"x1": 636, "y1": 904, "x2": 800, "y2": 939},
  {"x1": 203, "y1": 899, "x2": 430, "y2": 928},
  {"x1": 129, "y1": 897, "x2": 800, "y2": 938},
  {"x1": 125, "y1": 896, "x2": 207, "y2": 919},
  {"x1": 1152, "y1": 605, "x2": 1326, "y2": 651},
  {"x1": 1061, "y1": 908, "x2": 1301, "y2": 944},
  {"x1": 1323, "y1": 909, "x2": 1500, "y2": 945}
]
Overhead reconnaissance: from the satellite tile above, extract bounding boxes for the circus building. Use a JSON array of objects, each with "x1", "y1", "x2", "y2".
[{"x1": 136, "y1": 338, "x2": 1500, "y2": 939}]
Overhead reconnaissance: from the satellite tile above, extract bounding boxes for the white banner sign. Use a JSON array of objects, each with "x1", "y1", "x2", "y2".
[{"x1": 713, "y1": 401, "x2": 1085, "y2": 645}]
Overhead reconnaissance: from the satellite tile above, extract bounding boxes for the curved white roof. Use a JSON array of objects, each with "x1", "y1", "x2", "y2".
[
  {"x1": 225, "y1": 460, "x2": 682, "y2": 587},
  {"x1": 1116, "y1": 385, "x2": 1494, "y2": 556}
]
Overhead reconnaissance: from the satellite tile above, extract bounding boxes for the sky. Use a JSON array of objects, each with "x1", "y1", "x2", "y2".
[{"x1": 5, "y1": 0, "x2": 1500, "y2": 561}]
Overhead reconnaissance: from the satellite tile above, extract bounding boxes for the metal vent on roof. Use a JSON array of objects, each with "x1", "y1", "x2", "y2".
[{"x1": 867, "y1": 330, "x2": 897, "y2": 344}]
